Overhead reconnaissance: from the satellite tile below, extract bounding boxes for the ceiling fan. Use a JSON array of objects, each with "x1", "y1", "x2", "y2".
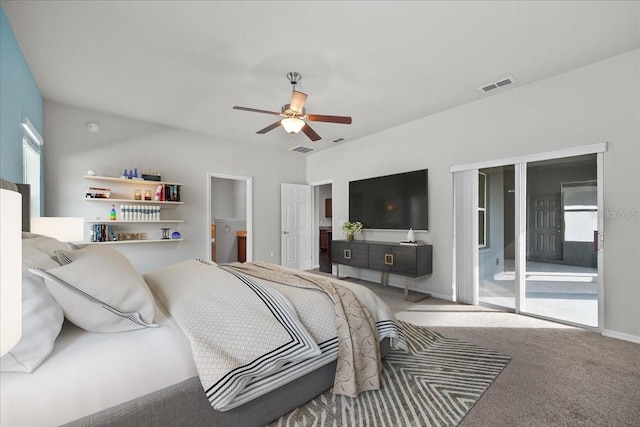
[{"x1": 233, "y1": 72, "x2": 352, "y2": 142}]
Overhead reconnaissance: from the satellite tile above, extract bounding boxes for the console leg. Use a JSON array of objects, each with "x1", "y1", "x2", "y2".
[{"x1": 404, "y1": 277, "x2": 431, "y2": 302}]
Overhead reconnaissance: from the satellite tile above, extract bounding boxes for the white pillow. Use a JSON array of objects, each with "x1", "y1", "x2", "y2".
[
  {"x1": 0, "y1": 244, "x2": 64, "y2": 373},
  {"x1": 21, "y1": 232, "x2": 74, "y2": 258},
  {"x1": 30, "y1": 245, "x2": 158, "y2": 333}
]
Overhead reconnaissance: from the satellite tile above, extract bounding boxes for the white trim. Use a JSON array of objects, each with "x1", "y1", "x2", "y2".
[
  {"x1": 308, "y1": 179, "x2": 333, "y2": 271},
  {"x1": 602, "y1": 330, "x2": 640, "y2": 345},
  {"x1": 514, "y1": 163, "x2": 526, "y2": 313},
  {"x1": 207, "y1": 172, "x2": 253, "y2": 262},
  {"x1": 596, "y1": 152, "x2": 604, "y2": 331},
  {"x1": 308, "y1": 178, "x2": 333, "y2": 187},
  {"x1": 449, "y1": 142, "x2": 607, "y2": 173},
  {"x1": 21, "y1": 117, "x2": 43, "y2": 147}
]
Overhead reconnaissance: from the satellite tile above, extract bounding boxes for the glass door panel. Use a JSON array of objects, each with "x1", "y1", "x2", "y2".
[
  {"x1": 478, "y1": 166, "x2": 516, "y2": 309},
  {"x1": 524, "y1": 154, "x2": 598, "y2": 327}
]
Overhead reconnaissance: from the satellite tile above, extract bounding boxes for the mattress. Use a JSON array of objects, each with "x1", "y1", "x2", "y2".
[
  {"x1": 0, "y1": 286, "x2": 357, "y2": 426},
  {"x1": 0, "y1": 303, "x2": 197, "y2": 427}
]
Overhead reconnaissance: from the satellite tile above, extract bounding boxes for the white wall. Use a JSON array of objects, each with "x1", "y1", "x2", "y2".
[
  {"x1": 45, "y1": 101, "x2": 306, "y2": 273},
  {"x1": 211, "y1": 177, "x2": 246, "y2": 220},
  {"x1": 307, "y1": 50, "x2": 640, "y2": 339}
]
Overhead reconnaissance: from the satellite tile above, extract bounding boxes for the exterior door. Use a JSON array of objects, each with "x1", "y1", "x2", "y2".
[
  {"x1": 281, "y1": 183, "x2": 312, "y2": 270},
  {"x1": 528, "y1": 193, "x2": 562, "y2": 261}
]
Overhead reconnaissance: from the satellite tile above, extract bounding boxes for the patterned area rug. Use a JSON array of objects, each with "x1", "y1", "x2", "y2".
[{"x1": 269, "y1": 321, "x2": 510, "y2": 426}]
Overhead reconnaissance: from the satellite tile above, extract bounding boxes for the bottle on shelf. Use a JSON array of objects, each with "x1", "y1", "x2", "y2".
[{"x1": 110, "y1": 204, "x2": 117, "y2": 220}]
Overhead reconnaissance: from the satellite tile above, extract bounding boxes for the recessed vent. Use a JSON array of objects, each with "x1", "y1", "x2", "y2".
[
  {"x1": 331, "y1": 137, "x2": 346, "y2": 143},
  {"x1": 289, "y1": 145, "x2": 314, "y2": 154},
  {"x1": 479, "y1": 76, "x2": 514, "y2": 93}
]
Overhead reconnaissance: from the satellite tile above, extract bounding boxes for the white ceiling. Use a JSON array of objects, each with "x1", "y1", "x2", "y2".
[{"x1": 3, "y1": 1, "x2": 639, "y2": 153}]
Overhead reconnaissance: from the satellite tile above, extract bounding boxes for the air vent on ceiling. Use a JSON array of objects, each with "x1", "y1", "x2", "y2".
[
  {"x1": 331, "y1": 137, "x2": 346, "y2": 144},
  {"x1": 479, "y1": 76, "x2": 514, "y2": 93},
  {"x1": 289, "y1": 145, "x2": 314, "y2": 154}
]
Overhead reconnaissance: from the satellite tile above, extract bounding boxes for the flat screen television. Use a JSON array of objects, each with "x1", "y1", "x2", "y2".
[{"x1": 349, "y1": 169, "x2": 428, "y2": 230}]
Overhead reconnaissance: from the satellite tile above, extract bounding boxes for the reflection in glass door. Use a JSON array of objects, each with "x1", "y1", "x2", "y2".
[
  {"x1": 524, "y1": 155, "x2": 598, "y2": 327},
  {"x1": 478, "y1": 166, "x2": 516, "y2": 309}
]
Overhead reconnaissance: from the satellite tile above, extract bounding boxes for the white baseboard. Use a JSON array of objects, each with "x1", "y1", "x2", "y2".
[{"x1": 602, "y1": 329, "x2": 640, "y2": 344}]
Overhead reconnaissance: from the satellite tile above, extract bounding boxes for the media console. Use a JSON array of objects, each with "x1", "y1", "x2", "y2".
[{"x1": 331, "y1": 240, "x2": 433, "y2": 302}]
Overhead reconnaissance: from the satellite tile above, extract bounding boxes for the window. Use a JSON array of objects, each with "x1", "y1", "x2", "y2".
[
  {"x1": 478, "y1": 172, "x2": 487, "y2": 248},
  {"x1": 22, "y1": 117, "x2": 43, "y2": 217},
  {"x1": 562, "y1": 181, "x2": 597, "y2": 242}
]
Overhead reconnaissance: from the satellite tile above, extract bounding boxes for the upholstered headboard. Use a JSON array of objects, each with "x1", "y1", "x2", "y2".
[{"x1": 0, "y1": 178, "x2": 31, "y2": 232}]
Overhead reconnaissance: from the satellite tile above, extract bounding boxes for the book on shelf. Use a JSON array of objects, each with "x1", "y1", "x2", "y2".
[
  {"x1": 399, "y1": 240, "x2": 424, "y2": 246},
  {"x1": 162, "y1": 184, "x2": 180, "y2": 202},
  {"x1": 84, "y1": 186, "x2": 111, "y2": 199},
  {"x1": 90, "y1": 223, "x2": 117, "y2": 242}
]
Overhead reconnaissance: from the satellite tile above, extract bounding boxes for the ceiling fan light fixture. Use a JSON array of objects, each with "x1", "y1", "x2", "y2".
[{"x1": 281, "y1": 117, "x2": 305, "y2": 134}]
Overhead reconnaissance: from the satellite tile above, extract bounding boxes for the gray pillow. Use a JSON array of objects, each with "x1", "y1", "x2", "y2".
[
  {"x1": 30, "y1": 245, "x2": 157, "y2": 333},
  {"x1": 0, "y1": 244, "x2": 64, "y2": 373}
]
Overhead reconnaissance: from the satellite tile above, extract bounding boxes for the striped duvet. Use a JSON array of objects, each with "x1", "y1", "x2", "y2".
[{"x1": 144, "y1": 259, "x2": 405, "y2": 411}]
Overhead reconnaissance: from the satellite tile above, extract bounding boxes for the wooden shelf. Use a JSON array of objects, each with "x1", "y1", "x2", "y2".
[
  {"x1": 83, "y1": 174, "x2": 185, "y2": 245},
  {"x1": 84, "y1": 175, "x2": 182, "y2": 186},
  {"x1": 84, "y1": 198, "x2": 183, "y2": 205},
  {"x1": 80, "y1": 238, "x2": 184, "y2": 245},
  {"x1": 85, "y1": 219, "x2": 184, "y2": 224}
]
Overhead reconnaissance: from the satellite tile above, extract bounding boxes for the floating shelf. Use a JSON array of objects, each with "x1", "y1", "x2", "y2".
[
  {"x1": 80, "y1": 238, "x2": 184, "y2": 245},
  {"x1": 84, "y1": 198, "x2": 183, "y2": 205},
  {"x1": 84, "y1": 175, "x2": 183, "y2": 186},
  {"x1": 84, "y1": 219, "x2": 184, "y2": 224}
]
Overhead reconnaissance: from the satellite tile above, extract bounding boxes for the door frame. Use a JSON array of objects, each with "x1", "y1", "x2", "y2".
[
  {"x1": 207, "y1": 172, "x2": 253, "y2": 262},
  {"x1": 451, "y1": 142, "x2": 606, "y2": 331},
  {"x1": 309, "y1": 179, "x2": 334, "y2": 269}
]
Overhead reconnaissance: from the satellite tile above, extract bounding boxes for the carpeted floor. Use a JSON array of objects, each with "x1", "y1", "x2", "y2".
[
  {"x1": 334, "y1": 275, "x2": 640, "y2": 427},
  {"x1": 270, "y1": 321, "x2": 510, "y2": 427}
]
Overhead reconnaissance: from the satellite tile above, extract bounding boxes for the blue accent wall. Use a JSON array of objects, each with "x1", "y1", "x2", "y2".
[{"x1": 0, "y1": 6, "x2": 44, "y2": 183}]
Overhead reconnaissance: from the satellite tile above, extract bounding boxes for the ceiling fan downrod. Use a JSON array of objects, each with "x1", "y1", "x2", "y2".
[{"x1": 287, "y1": 71, "x2": 301, "y2": 89}]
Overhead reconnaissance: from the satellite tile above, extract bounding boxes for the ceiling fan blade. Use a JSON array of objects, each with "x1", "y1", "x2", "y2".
[
  {"x1": 306, "y1": 114, "x2": 352, "y2": 124},
  {"x1": 233, "y1": 106, "x2": 281, "y2": 116},
  {"x1": 256, "y1": 121, "x2": 282, "y2": 134},
  {"x1": 289, "y1": 90, "x2": 308, "y2": 113},
  {"x1": 301, "y1": 123, "x2": 321, "y2": 141}
]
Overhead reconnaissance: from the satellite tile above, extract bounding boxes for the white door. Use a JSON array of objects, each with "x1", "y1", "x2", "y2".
[{"x1": 281, "y1": 183, "x2": 312, "y2": 270}]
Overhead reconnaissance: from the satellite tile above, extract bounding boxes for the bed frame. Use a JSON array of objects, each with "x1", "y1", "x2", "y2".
[{"x1": 65, "y1": 339, "x2": 390, "y2": 427}]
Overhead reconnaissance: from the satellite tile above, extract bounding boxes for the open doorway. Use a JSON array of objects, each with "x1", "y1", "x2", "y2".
[
  {"x1": 313, "y1": 181, "x2": 333, "y2": 273},
  {"x1": 208, "y1": 172, "x2": 253, "y2": 263}
]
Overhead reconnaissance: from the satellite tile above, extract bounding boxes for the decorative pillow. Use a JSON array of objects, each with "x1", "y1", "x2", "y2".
[
  {"x1": 0, "y1": 244, "x2": 64, "y2": 373},
  {"x1": 22, "y1": 232, "x2": 74, "y2": 260},
  {"x1": 29, "y1": 245, "x2": 157, "y2": 333}
]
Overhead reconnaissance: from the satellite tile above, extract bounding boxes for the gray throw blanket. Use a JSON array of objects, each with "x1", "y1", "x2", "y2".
[{"x1": 224, "y1": 262, "x2": 382, "y2": 398}]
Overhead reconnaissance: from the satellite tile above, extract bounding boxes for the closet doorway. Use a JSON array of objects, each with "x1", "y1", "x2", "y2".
[{"x1": 207, "y1": 173, "x2": 253, "y2": 263}]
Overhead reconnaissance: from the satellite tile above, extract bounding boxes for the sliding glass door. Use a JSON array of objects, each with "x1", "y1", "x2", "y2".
[
  {"x1": 478, "y1": 166, "x2": 516, "y2": 309},
  {"x1": 471, "y1": 151, "x2": 602, "y2": 328},
  {"x1": 523, "y1": 154, "x2": 598, "y2": 327}
]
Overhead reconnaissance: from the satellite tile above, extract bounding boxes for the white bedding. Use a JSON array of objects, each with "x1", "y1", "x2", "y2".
[
  {"x1": 0, "y1": 303, "x2": 197, "y2": 427},
  {"x1": 1, "y1": 257, "x2": 403, "y2": 426}
]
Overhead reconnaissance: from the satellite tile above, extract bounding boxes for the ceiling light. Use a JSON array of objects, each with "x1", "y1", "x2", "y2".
[{"x1": 281, "y1": 118, "x2": 305, "y2": 135}]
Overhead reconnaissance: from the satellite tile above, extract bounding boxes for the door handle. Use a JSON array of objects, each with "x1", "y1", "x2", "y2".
[
  {"x1": 282, "y1": 231, "x2": 289, "y2": 235},
  {"x1": 384, "y1": 254, "x2": 394, "y2": 266}
]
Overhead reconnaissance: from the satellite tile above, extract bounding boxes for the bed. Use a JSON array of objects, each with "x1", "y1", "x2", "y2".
[{"x1": 0, "y1": 178, "x2": 405, "y2": 427}]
